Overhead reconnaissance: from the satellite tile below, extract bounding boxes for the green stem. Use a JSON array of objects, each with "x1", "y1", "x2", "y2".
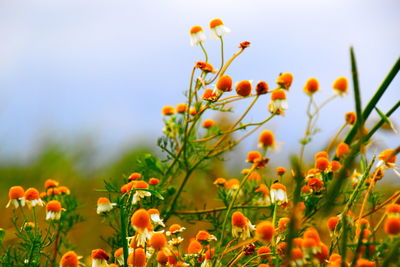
[
  {"x1": 120, "y1": 200, "x2": 129, "y2": 267},
  {"x1": 271, "y1": 202, "x2": 279, "y2": 266},
  {"x1": 199, "y1": 42, "x2": 208, "y2": 62}
]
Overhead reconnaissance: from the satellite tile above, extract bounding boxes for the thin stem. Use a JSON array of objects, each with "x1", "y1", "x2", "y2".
[
  {"x1": 174, "y1": 205, "x2": 271, "y2": 215},
  {"x1": 271, "y1": 202, "x2": 279, "y2": 266},
  {"x1": 206, "y1": 36, "x2": 225, "y2": 85},
  {"x1": 199, "y1": 42, "x2": 208, "y2": 62},
  {"x1": 120, "y1": 200, "x2": 129, "y2": 267}
]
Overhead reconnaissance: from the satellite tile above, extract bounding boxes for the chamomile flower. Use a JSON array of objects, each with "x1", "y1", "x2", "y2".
[
  {"x1": 131, "y1": 209, "x2": 153, "y2": 247},
  {"x1": 24, "y1": 187, "x2": 44, "y2": 208},
  {"x1": 148, "y1": 208, "x2": 165, "y2": 227},
  {"x1": 333, "y1": 77, "x2": 348, "y2": 96},
  {"x1": 196, "y1": 230, "x2": 217, "y2": 243},
  {"x1": 276, "y1": 72, "x2": 294, "y2": 90},
  {"x1": 6, "y1": 186, "x2": 25, "y2": 209},
  {"x1": 209, "y1": 18, "x2": 230, "y2": 39},
  {"x1": 60, "y1": 251, "x2": 82, "y2": 267},
  {"x1": 215, "y1": 75, "x2": 233, "y2": 92},
  {"x1": 91, "y1": 249, "x2": 109, "y2": 267},
  {"x1": 270, "y1": 183, "x2": 288, "y2": 205},
  {"x1": 46, "y1": 200, "x2": 63, "y2": 221},
  {"x1": 96, "y1": 197, "x2": 116, "y2": 214},
  {"x1": 132, "y1": 181, "x2": 151, "y2": 204},
  {"x1": 235, "y1": 80, "x2": 252, "y2": 97},
  {"x1": 269, "y1": 89, "x2": 288, "y2": 115},
  {"x1": 128, "y1": 248, "x2": 146, "y2": 267},
  {"x1": 256, "y1": 221, "x2": 275, "y2": 242},
  {"x1": 187, "y1": 238, "x2": 202, "y2": 255},
  {"x1": 255, "y1": 184, "x2": 271, "y2": 206},
  {"x1": 190, "y1": 26, "x2": 206, "y2": 46},
  {"x1": 114, "y1": 248, "x2": 124, "y2": 266},
  {"x1": 231, "y1": 211, "x2": 255, "y2": 240},
  {"x1": 303, "y1": 78, "x2": 320, "y2": 95}
]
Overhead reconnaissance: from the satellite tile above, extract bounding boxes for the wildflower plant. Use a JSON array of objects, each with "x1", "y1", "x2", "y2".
[{"x1": 1, "y1": 18, "x2": 400, "y2": 267}]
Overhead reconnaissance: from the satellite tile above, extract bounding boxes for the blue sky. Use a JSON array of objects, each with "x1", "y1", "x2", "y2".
[{"x1": 0, "y1": 0, "x2": 399, "y2": 163}]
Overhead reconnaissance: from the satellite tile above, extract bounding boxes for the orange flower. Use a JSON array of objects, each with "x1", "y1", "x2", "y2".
[
  {"x1": 330, "y1": 160, "x2": 342, "y2": 172},
  {"x1": 345, "y1": 111, "x2": 356, "y2": 125},
  {"x1": 247, "y1": 151, "x2": 262, "y2": 163},
  {"x1": 91, "y1": 249, "x2": 109, "y2": 267},
  {"x1": 196, "y1": 61, "x2": 215, "y2": 73},
  {"x1": 44, "y1": 179, "x2": 59, "y2": 189},
  {"x1": 213, "y1": 177, "x2": 227, "y2": 186},
  {"x1": 307, "y1": 178, "x2": 324, "y2": 192},
  {"x1": 60, "y1": 251, "x2": 81, "y2": 267},
  {"x1": 258, "y1": 130, "x2": 275, "y2": 148},
  {"x1": 304, "y1": 78, "x2": 320, "y2": 95},
  {"x1": 97, "y1": 197, "x2": 115, "y2": 214},
  {"x1": 6, "y1": 186, "x2": 25, "y2": 208},
  {"x1": 58, "y1": 186, "x2": 71, "y2": 195},
  {"x1": 256, "y1": 221, "x2": 275, "y2": 242},
  {"x1": 355, "y1": 259, "x2": 376, "y2": 267},
  {"x1": 327, "y1": 216, "x2": 340, "y2": 232},
  {"x1": 377, "y1": 149, "x2": 396, "y2": 168},
  {"x1": 24, "y1": 188, "x2": 44, "y2": 208},
  {"x1": 131, "y1": 209, "x2": 152, "y2": 247},
  {"x1": 156, "y1": 250, "x2": 168, "y2": 265},
  {"x1": 209, "y1": 18, "x2": 230, "y2": 39},
  {"x1": 386, "y1": 203, "x2": 400, "y2": 216},
  {"x1": 127, "y1": 248, "x2": 146, "y2": 267},
  {"x1": 303, "y1": 227, "x2": 321, "y2": 243},
  {"x1": 148, "y1": 208, "x2": 165, "y2": 227},
  {"x1": 114, "y1": 248, "x2": 124, "y2": 266},
  {"x1": 231, "y1": 211, "x2": 255, "y2": 240},
  {"x1": 333, "y1": 77, "x2": 348, "y2": 95},
  {"x1": 149, "y1": 178, "x2": 160, "y2": 185},
  {"x1": 203, "y1": 119, "x2": 215, "y2": 128},
  {"x1": 276, "y1": 72, "x2": 293, "y2": 90},
  {"x1": 276, "y1": 167, "x2": 286, "y2": 176},
  {"x1": 150, "y1": 232, "x2": 167, "y2": 250},
  {"x1": 129, "y1": 172, "x2": 142, "y2": 181},
  {"x1": 46, "y1": 200, "x2": 63, "y2": 221},
  {"x1": 336, "y1": 142, "x2": 350, "y2": 159},
  {"x1": 187, "y1": 239, "x2": 202, "y2": 254},
  {"x1": 132, "y1": 181, "x2": 151, "y2": 204},
  {"x1": 235, "y1": 80, "x2": 252, "y2": 97},
  {"x1": 269, "y1": 89, "x2": 288, "y2": 115},
  {"x1": 278, "y1": 217, "x2": 290, "y2": 233},
  {"x1": 270, "y1": 183, "x2": 288, "y2": 204},
  {"x1": 202, "y1": 88, "x2": 218, "y2": 101},
  {"x1": 257, "y1": 246, "x2": 271, "y2": 259},
  {"x1": 190, "y1": 25, "x2": 206, "y2": 46},
  {"x1": 315, "y1": 157, "x2": 330, "y2": 171},
  {"x1": 256, "y1": 81, "x2": 269, "y2": 95},
  {"x1": 176, "y1": 103, "x2": 187, "y2": 113},
  {"x1": 315, "y1": 151, "x2": 329, "y2": 160},
  {"x1": 196, "y1": 230, "x2": 217, "y2": 243},
  {"x1": 162, "y1": 106, "x2": 175, "y2": 116},
  {"x1": 216, "y1": 75, "x2": 233, "y2": 92},
  {"x1": 291, "y1": 248, "x2": 304, "y2": 265},
  {"x1": 167, "y1": 224, "x2": 185, "y2": 235},
  {"x1": 384, "y1": 217, "x2": 400, "y2": 235}
]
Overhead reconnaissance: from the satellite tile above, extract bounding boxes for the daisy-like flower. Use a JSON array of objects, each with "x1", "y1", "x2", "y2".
[
  {"x1": 386, "y1": 203, "x2": 400, "y2": 217},
  {"x1": 209, "y1": 18, "x2": 230, "y2": 39},
  {"x1": 268, "y1": 89, "x2": 288, "y2": 115},
  {"x1": 60, "y1": 251, "x2": 82, "y2": 267},
  {"x1": 336, "y1": 142, "x2": 350, "y2": 159},
  {"x1": 131, "y1": 209, "x2": 153, "y2": 247},
  {"x1": 176, "y1": 103, "x2": 187, "y2": 114},
  {"x1": 6, "y1": 186, "x2": 25, "y2": 209},
  {"x1": 196, "y1": 230, "x2": 217, "y2": 243},
  {"x1": 377, "y1": 149, "x2": 397, "y2": 169},
  {"x1": 166, "y1": 224, "x2": 185, "y2": 246},
  {"x1": 224, "y1": 178, "x2": 240, "y2": 196},
  {"x1": 276, "y1": 72, "x2": 294, "y2": 90},
  {"x1": 255, "y1": 184, "x2": 271, "y2": 206},
  {"x1": 231, "y1": 211, "x2": 255, "y2": 240},
  {"x1": 24, "y1": 187, "x2": 45, "y2": 208},
  {"x1": 256, "y1": 221, "x2": 275, "y2": 242},
  {"x1": 132, "y1": 181, "x2": 152, "y2": 204},
  {"x1": 127, "y1": 248, "x2": 146, "y2": 267},
  {"x1": 333, "y1": 77, "x2": 348, "y2": 96},
  {"x1": 91, "y1": 249, "x2": 109, "y2": 267},
  {"x1": 58, "y1": 186, "x2": 71, "y2": 195},
  {"x1": 215, "y1": 75, "x2": 233, "y2": 93},
  {"x1": 162, "y1": 106, "x2": 175, "y2": 116},
  {"x1": 270, "y1": 183, "x2": 288, "y2": 205},
  {"x1": 148, "y1": 208, "x2": 165, "y2": 227},
  {"x1": 258, "y1": 129, "x2": 281, "y2": 151},
  {"x1": 203, "y1": 119, "x2": 215, "y2": 128},
  {"x1": 201, "y1": 247, "x2": 214, "y2": 267},
  {"x1": 187, "y1": 238, "x2": 202, "y2": 255},
  {"x1": 46, "y1": 200, "x2": 63, "y2": 221},
  {"x1": 128, "y1": 172, "x2": 142, "y2": 181},
  {"x1": 114, "y1": 248, "x2": 124, "y2": 266},
  {"x1": 190, "y1": 25, "x2": 206, "y2": 46},
  {"x1": 291, "y1": 248, "x2": 304, "y2": 266},
  {"x1": 150, "y1": 231, "x2": 167, "y2": 250},
  {"x1": 235, "y1": 80, "x2": 252, "y2": 97},
  {"x1": 303, "y1": 78, "x2": 320, "y2": 95},
  {"x1": 44, "y1": 179, "x2": 59, "y2": 189},
  {"x1": 96, "y1": 197, "x2": 116, "y2": 214}
]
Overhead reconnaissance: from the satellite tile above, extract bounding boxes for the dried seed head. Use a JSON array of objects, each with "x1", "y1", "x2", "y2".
[
  {"x1": 256, "y1": 81, "x2": 269, "y2": 95},
  {"x1": 345, "y1": 111, "x2": 356, "y2": 125},
  {"x1": 239, "y1": 41, "x2": 251, "y2": 49}
]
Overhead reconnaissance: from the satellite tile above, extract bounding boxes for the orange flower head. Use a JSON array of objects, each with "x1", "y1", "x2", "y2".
[
  {"x1": 216, "y1": 75, "x2": 233, "y2": 92},
  {"x1": 196, "y1": 230, "x2": 214, "y2": 242},
  {"x1": 60, "y1": 251, "x2": 79, "y2": 267},
  {"x1": 277, "y1": 242, "x2": 288, "y2": 258},
  {"x1": 247, "y1": 151, "x2": 262, "y2": 163},
  {"x1": 114, "y1": 248, "x2": 123, "y2": 258},
  {"x1": 97, "y1": 197, "x2": 111, "y2": 205},
  {"x1": 291, "y1": 248, "x2": 303, "y2": 260},
  {"x1": 190, "y1": 25, "x2": 203, "y2": 35},
  {"x1": 256, "y1": 81, "x2": 269, "y2": 95},
  {"x1": 255, "y1": 184, "x2": 269, "y2": 196},
  {"x1": 333, "y1": 77, "x2": 348, "y2": 95},
  {"x1": 257, "y1": 246, "x2": 271, "y2": 259},
  {"x1": 258, "y1": 130, "x2": 275, "y2": 148},
  {"x1": 176, "y1": 103, "x2": 187, "y2": 113},
  {"x1": 24, "y1": 188, "x2": 40, "y2": 201},
  {"x1": 270, "y1": 89, "x2": 286, "y2": 101},
  {"x1": 315, "y1": 157, "x2": 330, "y2": 171},
  {"x1": 301, "y1": 185, "x2": 312, "y2": 194},
  {"x1": 315, "y1": 243, "x2": 329, "y2": 262},
  {"x1": 276, "y1": 72, "x2": 293, "y2": 90},
  {"x1": 129, "y1": 172, "x2": 142, "y2": 181},
  {"x1": 315, "y1": 151, "x2": 329, "y2": 160},
  {"x1": 58, "y1": 186, "x2": 71, "y2": 194},
  {"x1": 384, "y1": 217, "x2": 400, "y2": 235},
  {"x1": 91, "y1": 249, "x2": 109, "y2": 260},
  {"x1": 232, "y1": 211, "x2": 247, "y2": 228},
  {"x1": 256, "y1": 221, "x2": 275, "y2": 242},
  {"x1": 213, "y1": 177, "x2": 226, "y2": 186},
  {"x1": 330, "y1": 161, "x2": 342, "y2": 172},
  {"x1": 304, "y1": 78, "x2": 320, "y2": 95},
  {"x1": 345, "y1": 111, "x2": 356, "y2": 125},
  {"x1": 336, "y1": 142, "x2": 350, "y2": 158},
  {"x1": 47, "y1": 187, "x2": 61, "y2": 196},
  {"x1": 203, "y1": 119, "x2": 215, "y2": 128},
  {"x1": 149, "y1": 178, "x2": 160, "y2": 185},
  {"x1": 156, "y1": 250, "x2": 168, "y2": 265},
  {"x1": 127, "y1": 248, "x2": 146, "y2": 267},
  {"x1": 46, "y1": 200, "x2": 62, "y2": 212},
  {"x1": 225, "y1": 178, "x2": 240, "y2": 190},
  {"x1": 210, "y1": 18, "x2": 224, "y2": 29},
  {"x1": 302, "y1": 237, "x2": 318, "y2": 249},
  {"x1": 187, "y1": 239, "x2": 202, "y2": 254},
  {"x1": 235, "y1": 80, "x2": 252, "y2": 97},
  {"x1": 327, "y1": 216, "x2": 340, "y2": 231},
  {"x1": 270, "y1": 183, "x2": 287, "y2": 192},
  {"x1": 162, "y1": 106, "x2": 175, "y2": 116},
  {"x1": 248, "y1": 172, "x2": 261, "y2": 182},
  {"x1": 169, "y1": 224, "x2": 184, "y2": 234},
  {"x1": 9, "y1": 186, "x2": 24, "y2": 200},
  {"x1": 44, "y1": 179, "x2": 59, "y2": 189},
  {"x1": 378, "y1": 149, "x2": 396, "y2": 165},
  {"x1": 131, "y1": 209, "x2": 151, "y2": 229},
  {"x1": 150, "y1": 232, "x2": 167, "y2": 250},
  {"x1": 189, "y1": 107, "x2": 197, "y2": 116},
  {"x1": 202, "y1": 88, "x2": 217, "y2": 101},
  {"x1": 278, "y1": 217, "x2": 290, "y2": 232},
  {"x1": 303, "y1": 227, "x2": 320, "y2": 243},
  {"x1": 386, "y1": 203, "x2": 400, "y2": 215},
  {"x1": 276, "y1": 167, "x2": 286, "y2": 176},
  {"x1": 135, "y1": 181, "x2": 149, "y2": 189}
]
